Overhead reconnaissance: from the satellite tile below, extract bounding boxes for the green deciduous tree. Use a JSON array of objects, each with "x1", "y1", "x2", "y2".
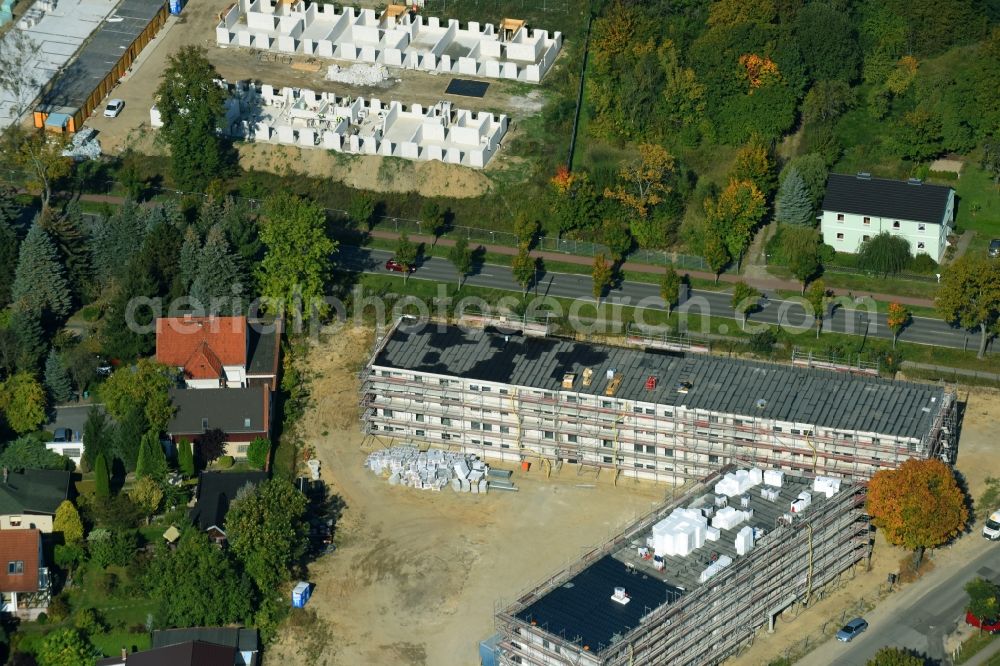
[
  {"x1": 592, "y1": 254, "x2": 613, "y2": 301},
  {"x1": 858, "y1": 233, "x2": 911, "y2": 277},
  {"x1": 0, "y1": 372, "x2": 47, "y2": 434},
  {"x1": 548, "y1": 168, "x2": 598, "y2": 238},
  {"x1": 35, "y1": 628, "x2": 97, "y2": 666},
  {"x1": 601, "y1": 216, "x2": 633, "y2": 263},
  {"x1": 12, "y1": 220, "x2": 71, "y2": 319},
  {"x1": 145, "y1": 529, "x2": 254, "y2": 627},
  {"x1": 448, "y1": 235, "x2": 473, "y2": 287},
  {"x1": 94, "y1": 452, "x2": 110, "y2": 499},
  {"x1": 802, "y1": 80, "x2": 856, "y2": 125},
  {"x1": 421, "y1": 200, "x2": 446, "y2": 242},
  {"x1": 895, "y1": 108, "x2": 944, "y2": 162},
  {"x1": 513, "y1": 213, "x2": 540, "y2": 249},
  {"x1": 154, "y1": 46, "x2": 232, "y2": 190},
  {"x1": 703, "y1": 230, "x2": 731, "y2": 284},
  {"x1": 781, "y1": 226, "x2": 823, "y2": 293},
  {"x1": 705, "y1": 179, "x2": 767, "y2": 270},
  {"x1": 258, "y1": 194, "x2": 337, "y2": 322},
  {"x1": 775, "y1": 167, "x2": 815, "y2": 227},
  {"x1": 794, "y1": 3, "x2": 859, "y2": 82},
  {"x1": 246, "y1": 438, "x2": 270, "y2": 470},
  {"x1": 348, "y1": 193, "x2": 375, "y2": 229},
  {"x1": 731, "y1": 137, "x2": 777, "y2": 199},
  {"x1": 806, "y1": 279, "x2": 826, "y2": 338},
  {"x1": 102, "y1": 359, "x2": 175, "y2": 432},
  {"x1": 731, "y1": 281, "x2": 761, "y2": 330},
  {"x1": 225, "y1": 478, "x2": 308, "y2": 592},
  {"x1": 44, "y1": 348, "x2": 73, "y2": 404},
  {"x1": 966, "y1": 577, "x2": 1000, "y2": 634},
  {"x1": 54, "y1": 500, "x2": 84, "y2": 545},
  {"x1": 177, "y1": 437, "x2": 195, "y2": 477},
  {"x1": 394, "y1": 233, "x2": 418, "y2": 283},
  {"x1": 512, "y1": 246, "x2": 536, "y2": 296},
  {"x1": 937, "y1": 255, "x2": 1000, "y2": 358},
  {"x1": 659, "y1": 266, "x2": 681, "y2": 316},
  {"x1": 129, "y1": 476, "x2": 164, "y2": 523},
  {"x1": 87, "y1": 528, "x2": 138, "y2": 568},
  {"x1": 3, "y1": 127, "x2": 71, "y2": 214},
  {"x1": 865, "y1": 647, "x2": 925, "y2": 666},
  {"x1": 605, "y1": 144, "x2": 677, "y2": 217},
  {"x1": 867, "y1": 458, "x2": 968, "y2": 566}
]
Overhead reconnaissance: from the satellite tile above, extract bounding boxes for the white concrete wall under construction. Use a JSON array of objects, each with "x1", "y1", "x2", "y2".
[{"x1": 216, "y1": 0, "x2": 562, "y2": 84}]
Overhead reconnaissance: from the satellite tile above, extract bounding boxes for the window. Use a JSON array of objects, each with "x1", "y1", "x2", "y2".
[
  {"x1": 470, "y1": 384, "x2": 479, "y2": 391},
  {"x1": 603, "y1": 456, "x2": 613, "y2": 464},
  {"x1": 633, "y1": 406, "x2": 643, "y2": 414},
  {"x1": 500, "y1": 426, "x2": 510, "y2": 434},
  {"x1": 836, "y1": 213, "x2": 845, "y2": 221},
  {"x1": 892, "y1": 221, "x2": 900, "y2": 229},
  {"x1": 441, "y1": 433, "x2": 452, "y2": 441},
  {"x1": 663, "y1": 409, "x2": 673, "y2": 417},
  {"x1": 237, "y1": 444, "x2": 250, "y2": 454},
  {"x1": 543, "y1": 431, "x2": 554, "y2": 440},
  {"x1": 441, "y1": 417, "x2": 452, "y2": 426},
  {"x1": 918, "y1": 223, "x2": 926, "y2": 231},
  {"x1": 836, "y1": 233, "x2": 845, "y2": 240},
  {"x1": 415, "y1": 414, "x2": 425, "y2": 422},
  {"x1": 863, "y1": 235, "x2": 871, "y2": 242},
  {"x1": 482, "y1": 386, "x2": 491, "y2": 393},
  {"x1": 917, "y1": 242, "x2": 925, "y2": 250},
  {"x1": 566, "y1": 395, "x2": 577, "y2": 404},
  {"x1": 7, "y1": 561, "x2": 22, "y2": 575},
  {"x1": 567, "y1": 434, "x2": 578, "y2": 443},
  {"x1": 663, "y1": 448, "x2": 674, "y2": 457},
  {"x1": 645, "y1": 408, "x2": 655, "y2": 415},
  {"x1": 863, "y1": 216, "x2": 870, "y2": 225},
  {"x1": 438, "y1": 378, "x2": 448, "y2": 386},
  {"x1": 499, "y1": 389, "x2": 509, "y2": 395},
  {"x1": 708, "y1": 455, "x2": 720, "y2": 463},
  {"x1": 415, "y1": 429, "x2": 425, "y2": 437},
  {"x1": 633, "y1": 444, "x2": 643, "y2": 453},
  {"x1": 383, "y1": 409, "x2": 393, "y2": 418},
  {"x1": 773, "y1": 426, "x2": 783, "y2": 432},
  {"x1": 482, "y1": 423, "x2": 493, "y2": 432},
  {"x1": 602, "y1": 439, "x2": 613, "y2": 448},
  {"x1": 601, "y1": 401, "x2": 614, "y2": 409},
  {"x1": 8, "y1": 518, "x2": 20, "y2": 527}
]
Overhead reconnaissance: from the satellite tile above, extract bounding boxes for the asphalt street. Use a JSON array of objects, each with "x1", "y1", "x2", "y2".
[
  {"x1": 341, "y1": 247, "x2": 977, "y2": 351},
  {"x1": 799, "y1": 539, "x2": 1000, "y2": 665}
]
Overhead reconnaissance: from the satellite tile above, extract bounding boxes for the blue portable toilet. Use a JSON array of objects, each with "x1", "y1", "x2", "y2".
[
  {"x1": 168, "y1": 0, "x2": 182, "y2": 14},
  {"x1": 478, "y1": 633, "x2": 500, "y2": 666},
  {"x1": 291, "y1": 581, "x2": 312, "y2": 608}
]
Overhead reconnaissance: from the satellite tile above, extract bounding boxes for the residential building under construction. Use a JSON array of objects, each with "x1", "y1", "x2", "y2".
[
  {"x1": 359, "y1": 317, "x2": 956, "y2": 483},
  {"x1": 491, "y1": 466, "x2": 868, "y2": 665}
]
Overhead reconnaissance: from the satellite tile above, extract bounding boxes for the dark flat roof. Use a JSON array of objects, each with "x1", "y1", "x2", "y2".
[
  {"x1": 821, "y1": 174, "x2": 952, "y2": 224},
  {"x1": 516, "y1": 555, "x2": 683, "y2": 651},
  {"x1": 153, "y1": 627, "x2": 258, "y2": 652},
  {"x1": 247, "y1": 320, "x2": 281, "y2": 378},
  {"x1": 167, "y1": 386, "x2": 269, "y2": 436},
  {"x1": 373, "y1": 323, "x2": 946, "y2": 439},
  {"x1": 0, "y1": 469, "x2": 71, "y2": 516},
  {"x1": 189, "y1": 471, "x2": 268, "y2": 532},
  {"x1": 96, "y1": 640, "x2": 236, "y2": 666},
  {"x1": 38, "y1": 0, "x2": 166, "y2": 113}
]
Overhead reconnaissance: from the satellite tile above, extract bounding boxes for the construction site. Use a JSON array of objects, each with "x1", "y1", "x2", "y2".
[
  {"x1": 359, "y1": 317, "x2": 957, "y2": 485},
  {"x1": 492, "y1": 466, "x2": 869, "y2": 665}
]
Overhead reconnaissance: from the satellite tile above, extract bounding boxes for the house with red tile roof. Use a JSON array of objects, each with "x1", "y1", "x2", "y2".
[
  {"x1": 0, "y1": 529, "x2": 50, "y2": 619},
  {"x1": 156, "y1": 316, "x2": 249, "y2": 389}
]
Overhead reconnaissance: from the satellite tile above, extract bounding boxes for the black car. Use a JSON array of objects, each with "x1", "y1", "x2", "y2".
[{"x1": 990, "y1": 239, "x2": 1000, "y2": 258}]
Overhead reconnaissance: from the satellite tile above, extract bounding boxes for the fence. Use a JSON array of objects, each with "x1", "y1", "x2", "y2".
[{"x1": 820, "y1": 263, "x2": 939, "y2": 284}]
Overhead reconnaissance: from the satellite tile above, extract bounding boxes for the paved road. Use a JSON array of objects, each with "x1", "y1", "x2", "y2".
[
  {"x1": 341, "y1": 247, "x2": 979, "y2": 351},
  {"x1": 800, "y1": 539, "x2": 1000, "y2": 665}
]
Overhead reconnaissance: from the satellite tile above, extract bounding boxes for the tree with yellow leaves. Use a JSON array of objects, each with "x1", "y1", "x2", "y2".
[
  {"x1": 704, "y1": 179, "x2": 766, "y2": 270},
  {"x1": 605, "y1": 144, "x2": 676, "y2": 218},
  {"x1": 731, "y1": 136, "x2": 777, "y2": 198}
]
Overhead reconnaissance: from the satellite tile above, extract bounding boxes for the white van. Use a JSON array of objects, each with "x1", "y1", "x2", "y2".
[{"x1": 984, "y1": 510, "x2": 1000, "y2": 540}]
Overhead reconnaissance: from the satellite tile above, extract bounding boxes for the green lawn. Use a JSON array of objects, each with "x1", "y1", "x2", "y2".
[
  {"x1": 957, "y1": 631, "x2": 998, "y2": 664},
  {"x1": 953, "y1": 159, "x2": 1000, "y2": 256}
]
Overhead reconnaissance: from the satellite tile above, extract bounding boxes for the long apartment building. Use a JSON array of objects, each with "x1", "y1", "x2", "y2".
[
  {"x1": 359, "y1": 318, "x2": 956, "y2": 482},
  {"x1": 493, "y1": 467, "x2": 869, "y2": 665}
]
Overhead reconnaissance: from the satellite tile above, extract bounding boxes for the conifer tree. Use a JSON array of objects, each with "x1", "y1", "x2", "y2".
[
  {"x1": 177, "y1": 437, "x2": 195, "y2": 477},
  {"x1": 41, "y1": 204, "x2": 91, "y2": 302},
  {"x1": 44, "y1": 348, "x2": 73, "y2": 403},
  {"x1": 775, "y1": 167, "x2": 816, "y2": 226},
  {"x1": 0, "y1": 200, "x2": 19, "y2": 309},
  {"x1": 94, "y1": 452, "x2": 111, "y2": 498},
  {"x1": 135, "y1": 429, "x2": 167, "y2": 481},
  {"x1": 10, "y1": 308, "x2": 46, "y2": 373},
  {"x1": 190, "y1": 224, "x2": 244, "y2": 314},
  {"x1": 179, "y1": 226, "x2": 201, "y2": 292},
  {"x1": 12, "y1": 220, "x2": 71, "y2": 317}
]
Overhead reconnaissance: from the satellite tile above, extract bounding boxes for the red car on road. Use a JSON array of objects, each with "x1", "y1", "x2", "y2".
[
  {"x1": 967, "y1": 611, "x2": 1000, "y2": 633},
  {"x1": 385, "y1": 259, "x2": 414, "y2": 273}
]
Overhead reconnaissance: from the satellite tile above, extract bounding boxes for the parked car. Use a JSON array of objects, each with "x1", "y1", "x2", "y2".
[
  {"x1": 51, "y1": 428, "x2": 72, "y2": 443},
  {"x1": 103, "y1": 99, "x2": 125, "y2": 118},
  {"x1": 990, "y1": 239, "x2": 1000, "y2": 258},
  {"x1": 385, "y1": 258, "x2": 414, "y2": 273},
  {"x1": 836, "y1": 617, "x2": 868, "y2": 642},
  {"x1": 984, "y1": 510, "x2": 1000, "y2": 540},
  {"x1": 967, "y1": 611, "x2": 1000, "y2": 633}
]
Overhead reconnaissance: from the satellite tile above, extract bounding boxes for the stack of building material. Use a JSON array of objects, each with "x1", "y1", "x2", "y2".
[
  {"x1": 813, "y1": 476, "x2": 841, "y2": 498},
  {"x1": 790, "y1": 491, "x2": 812, "y2": 513},
  {"x1": 759, "y1": 486, "x2": 780, "y2": 502},
  {"x1": 698, "y1": 554, "x2": 733, "y2": 583},
  {"x1": 734, "y1": 525, "x2": 755, "y2": 556},
  {"x1": 651, "y1": 508, "x2": 708, "y2": 557},
  {"x1": 714, "y1": 469, "x2": 761, "y2": 497},
  {"x1": 711, "y1": 506, "x2": 749, "y2": 531},
  {"x1": 326, "y1": 63, "x2": 389, "y2": 85},
  {"x1": 763, "y1": 469, "x2": 784, "y2": 487},
  {"x1": 365, "y1": 446, "x2": 491, "y2": 493}
]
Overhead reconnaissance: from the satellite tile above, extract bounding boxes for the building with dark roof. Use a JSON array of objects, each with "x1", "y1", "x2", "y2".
[
  {"x1": 32, "y1": 0, "x2": 168, "y2": 133},
  {"x1": 189, "y1": 471, "x2": 268, "y2": 544},
  {"x1": 360, "y1": 318, "x2": 957, "y2": 482},
  {"x1": 495, "y1": 468, "x2": 868, "y2": 665},
  {"x1": 820, "y1": 173, "x2": 955, "y2": 262},
  {"x1": 97, "y1": 640, "x2": 238, "y2": 666},
  {"x1": 153, "y1": 627, "x2": 259, "y2": 665},
  {"x1": 167, "y1": 386, "x2": 272, "y2": 461},
  {"x1": 0, "y1": 469, "x2": 72, "y2": 534}
]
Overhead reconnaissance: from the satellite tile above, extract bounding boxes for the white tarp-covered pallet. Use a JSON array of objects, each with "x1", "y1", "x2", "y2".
[{"x1": 366, "y1": 445, "x2": 490, "y2": 494}]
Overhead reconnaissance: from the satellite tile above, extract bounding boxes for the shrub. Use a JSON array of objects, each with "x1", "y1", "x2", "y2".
[
  {"x1": 73, "y1": 607, "x2": 107, "y2": 634},
  {"x1": 748, "y1": 330, "x2": 778, "y2": 356},
  {"x1": 217, "y1": 455, "x2": 234, "y2": 469},
  {"x1": 97, "y1": 571, "x2": 119, "y2": 596},
  {"x1": 246, "y1": 438, "x2": 270, "y2": 470},
  {"x1": 908, "y1": 253, "x2": 939, "y2": 275},
  {"x1": 35, "y1": 612, "x2": 47, "y2": 625},
  {"x1": 47, "y1": 594, "x2": 70, "y2": 622}
]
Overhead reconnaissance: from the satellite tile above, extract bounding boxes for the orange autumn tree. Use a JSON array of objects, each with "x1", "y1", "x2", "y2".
[
  {"x1": 867, "y1": 458, "x2": 968, "y2": 566},
  {"x1": 887, "y1": 302, "x2": 912, "y2": 348},
  {"x1": 739, "y1": 53, "x2": 780, "y2": 90},
  {"x1": 604, "y1": 143, "x2": 676, "y2": 217}
]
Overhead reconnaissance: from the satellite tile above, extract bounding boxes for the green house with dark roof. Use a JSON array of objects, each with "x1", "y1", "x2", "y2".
[{"x1": 0, "y1": 469, "x2": 72, "y2": 534}]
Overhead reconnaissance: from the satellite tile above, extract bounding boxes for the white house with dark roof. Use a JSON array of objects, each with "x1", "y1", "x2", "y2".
[{"x1": 820, "y1": 173, "x2": 955, "y2": 262}]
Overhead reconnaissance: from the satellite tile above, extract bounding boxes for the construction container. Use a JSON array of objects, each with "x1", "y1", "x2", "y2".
[
  {"x1": 521, "y1": 461, "x2": 530, "y2": 472},
  {"x1": 291, "y1": 581, "x2": 312, "y2": 608}
]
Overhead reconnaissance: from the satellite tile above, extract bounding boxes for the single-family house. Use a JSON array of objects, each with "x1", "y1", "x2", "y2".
[
  {"x1": 96, "y1": 641, "x2": 238, "y2": 666},
  {"x1": 152, "y1": 627, "x2": 259, "y2": 666},
  {"x1": 0, "y1": 529, "x2": 50, "y2": 619},
  {"x1": 0, "y1": 469, "x2": 72, "y2": 533},
  {"x1": 156, "y1": 316, "x2": 281, "y2": 389},
  {"x1": 166, "y1": 385, "x2": 272, "y2": 460},
  {"x1": 820, "y1": 173, "x2": 955, "y2": 262},
  {"x1": 189, "y1": 471, "x2": 268, "y2": 545}
]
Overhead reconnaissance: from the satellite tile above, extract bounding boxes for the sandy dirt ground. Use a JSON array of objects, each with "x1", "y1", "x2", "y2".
[
  {"x1": 266, "y1": 326, "x2": 670, "y2": 665},
  {"x1": 82, "y1": 0, "x2": 548, "y2": 198}
]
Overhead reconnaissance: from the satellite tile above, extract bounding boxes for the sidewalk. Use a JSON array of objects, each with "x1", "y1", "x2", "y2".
[
  {"x1": 966, "y1": 638, "x2": 1000, "y2": 666},
  {"x1": 368, "y1": 229, "x2": 938, "y2": 308}
]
